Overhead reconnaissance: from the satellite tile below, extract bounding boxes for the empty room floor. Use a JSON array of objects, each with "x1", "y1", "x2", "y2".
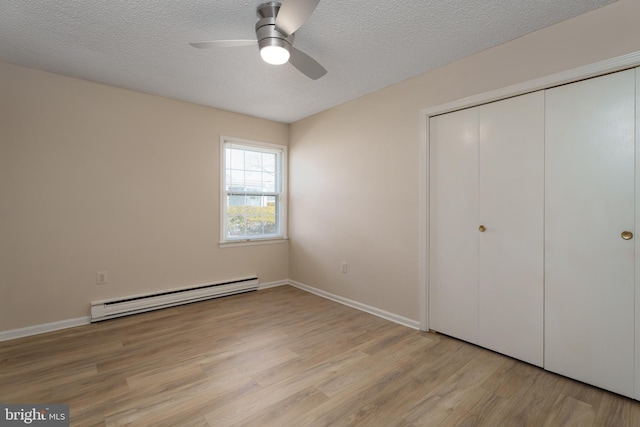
[{"x1": 1, "y1": 285, "x2": 639, "y2": 426}]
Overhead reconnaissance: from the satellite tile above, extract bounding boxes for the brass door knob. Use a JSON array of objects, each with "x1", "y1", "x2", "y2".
[
  {"x1": 479, "y1": 225, "x2": 486, "y2": 232},
  {"x1": 621, "y1": 231, "x2": 633, "y2": 240}
]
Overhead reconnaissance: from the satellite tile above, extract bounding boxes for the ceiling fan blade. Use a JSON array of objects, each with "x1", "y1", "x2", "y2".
[
  {"x1": 190, "y1": 40, "x2": 257, "y2": 48},
  {"x1": 289, "y1": 46, "x2": 327, "y2": 80},
  {"x1": 275, "y1": 0, "x2": 320, "y2": 36}
]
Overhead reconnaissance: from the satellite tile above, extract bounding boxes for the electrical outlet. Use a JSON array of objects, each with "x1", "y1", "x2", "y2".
[
  {"x1": 340, "y1": 262, "x2": 348, "y2": 274},
  {"x1": 96, "y1": 271, "x2": 109, "y2": 285}
]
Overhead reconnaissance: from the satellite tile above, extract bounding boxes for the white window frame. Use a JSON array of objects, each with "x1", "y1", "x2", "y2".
[{"x1": 219, "y1": 136, "x2": 288, "y2": 247}]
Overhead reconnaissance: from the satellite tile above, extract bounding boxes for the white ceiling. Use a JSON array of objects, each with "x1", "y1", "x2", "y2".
[{"x1": 0, "y1": 0, "x2": 616, "y2": 123}]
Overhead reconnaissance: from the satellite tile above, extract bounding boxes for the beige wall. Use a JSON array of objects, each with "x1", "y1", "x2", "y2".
[
  {"x1": 289, "y1": 0, "x2": 640, "y2": 322},
  {"x1": 3, "y1": 0, "x2": 640, "y2": 333},
  {"x1": 0, "y1": 62, "x2": 289, "y2": 330}
]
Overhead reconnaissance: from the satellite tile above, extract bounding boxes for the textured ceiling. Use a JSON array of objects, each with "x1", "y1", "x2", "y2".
[{"x1": 0, "y1": 0, "x2": 616, "y2": 123}]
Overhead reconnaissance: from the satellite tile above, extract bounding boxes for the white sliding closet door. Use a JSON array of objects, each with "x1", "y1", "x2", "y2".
[
  {"x1": 429, "y1": 92, "x2": 544, "y2": 365},
  {"x1": 478, "y1": 92, "x2": 544, "y2": 367},
  {"x1": 545, "y1": 69, "x2": 636, "y2": 398},
  {"x1": 429, "y1": 108, "x2": 479, "y2": 344}
]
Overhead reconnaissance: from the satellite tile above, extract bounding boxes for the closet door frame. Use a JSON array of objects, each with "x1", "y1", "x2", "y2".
[
  {"x1": 420, "y1": 51, "x2": 640, "y2": 334},
  {"x1": 420, "y1": 53, "x2": 640, "y2": 400},
  {"x1": 635, "y1": 66, "x2": 640, "y2": 400}
]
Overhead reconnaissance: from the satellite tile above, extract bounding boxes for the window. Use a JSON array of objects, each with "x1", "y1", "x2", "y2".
[{"x1": 220, "y1": 137, "x2": 287, "y2": 245}]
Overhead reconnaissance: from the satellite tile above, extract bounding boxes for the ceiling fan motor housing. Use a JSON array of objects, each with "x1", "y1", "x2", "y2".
[{"x1": 255, "y1": 2, "x2": 294, "y2": 54}]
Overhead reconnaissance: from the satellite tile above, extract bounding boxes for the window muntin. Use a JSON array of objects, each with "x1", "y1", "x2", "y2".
[{"x1": 221, "y1": 138, "x2": 287, "y2": 243}]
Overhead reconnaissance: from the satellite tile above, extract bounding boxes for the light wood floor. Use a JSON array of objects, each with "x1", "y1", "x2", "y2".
[{"x1": 2, "y1": 285, "x2": 640, "y2": 426}]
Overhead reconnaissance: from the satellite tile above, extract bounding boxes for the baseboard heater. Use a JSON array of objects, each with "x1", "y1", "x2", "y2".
[{"x1": 90, "y1": 276, "x2": 258, "y2": 322}]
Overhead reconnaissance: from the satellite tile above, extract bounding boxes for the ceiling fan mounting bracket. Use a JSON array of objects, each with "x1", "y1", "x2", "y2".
[{"x1": 257, "y1": 2, "x2": 282, "y2": 19}]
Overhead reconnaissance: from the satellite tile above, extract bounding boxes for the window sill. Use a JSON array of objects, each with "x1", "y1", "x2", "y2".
[{"x1": 219, "y1": 237, "x2": 289, "y2": 248}]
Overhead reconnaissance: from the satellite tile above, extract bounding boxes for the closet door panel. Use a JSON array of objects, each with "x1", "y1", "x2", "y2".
[
  {"x1": 545, "y1": 69, "x2": 635, "y2": 397},
  {"x1": 478, "y1": 92, "x2": 544, "y2": 367},
  {"x1": 429, "y1": 108, "x2": 479, "y2": 344}
]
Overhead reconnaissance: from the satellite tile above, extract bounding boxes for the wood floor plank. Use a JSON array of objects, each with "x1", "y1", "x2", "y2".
[
  {"x1": 251, "y1": 346, "x2": 371, "y2": 388},
  {"x1": 314, "y1": 333, "x2": 432, "y2": 398},
  {"x1": 402, "y1": 347, "x2": 509, "y2": 426},
  {"x1": 99, "y1": 372, "x2": 258, "y2": 426},
  {"x1": 594, "y1": 392, "x2": 632, "y2": 426},
  {"x1": 2, "y1": 285, "x2": 640, "y2": 426},
  {"x1": 287, "y1": 334, "x2": 458, "y2": 426},
  {"x1": 543, "y1": 394, "x2": 597, "y2": 427},
  {"x1": 231, "y1": 387, "x2": 328, "y2": 427}
]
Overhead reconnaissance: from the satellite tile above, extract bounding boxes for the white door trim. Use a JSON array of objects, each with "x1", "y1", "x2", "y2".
[{"x1": 419, "y1": 51, "x2": 640, "y2": 332}]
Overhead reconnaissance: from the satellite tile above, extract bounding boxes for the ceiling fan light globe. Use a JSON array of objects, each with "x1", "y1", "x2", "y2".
[{"x1": 260, "y1": 45, "x2": 290, "y2": 65}]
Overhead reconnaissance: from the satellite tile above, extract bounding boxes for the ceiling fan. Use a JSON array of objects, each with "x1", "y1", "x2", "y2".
[{"x1": 190, "y1": 0, "x2": 327, "y2": 80}]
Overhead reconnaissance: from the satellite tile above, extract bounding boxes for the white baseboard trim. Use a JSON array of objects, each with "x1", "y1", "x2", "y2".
[
  {"x1": 0, "y1": 279, "x2": 419, "y2": 341},
  {"x1": 287, "y1": 280, "x2": 420, "y2": 330},
  {"x1": 258, "y1": 279, "x2": 289, "y2": 290},
  {"x1": 0, "y1": 317, "x2": 90, "y2": 342},
  {"x1": 0, "y1": 281, "x2": 289, "y2": 342}
]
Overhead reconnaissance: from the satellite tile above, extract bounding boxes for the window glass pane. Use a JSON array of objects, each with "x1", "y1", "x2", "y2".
[
  {"x1": 263, "y1": 172, "x2": 276, "y2": 192},
  {"x1": 262, "y1": 152, "x2": 276, "y2": 173},
  {"x1": 245, "y1": 150, "x2": 263, "y2": 172},
  {"x1": 225, "y1": 201, "x2": 246, "y2": 236},
  {"x1": 229, "y1": 148, "x2": 245, "y2": 170},
  {"x1": 225, "y1": 195, "x2": 278, "y2": 238},
  {"x1": 228, "y1": 170, "x2": 245, "y2": 190},
  {"x1": 226, "y1": 147, "x2": 280, "y2": 193},
  {"x1": 245, "y1": 170, "x2": 263, "y2": 191}
]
